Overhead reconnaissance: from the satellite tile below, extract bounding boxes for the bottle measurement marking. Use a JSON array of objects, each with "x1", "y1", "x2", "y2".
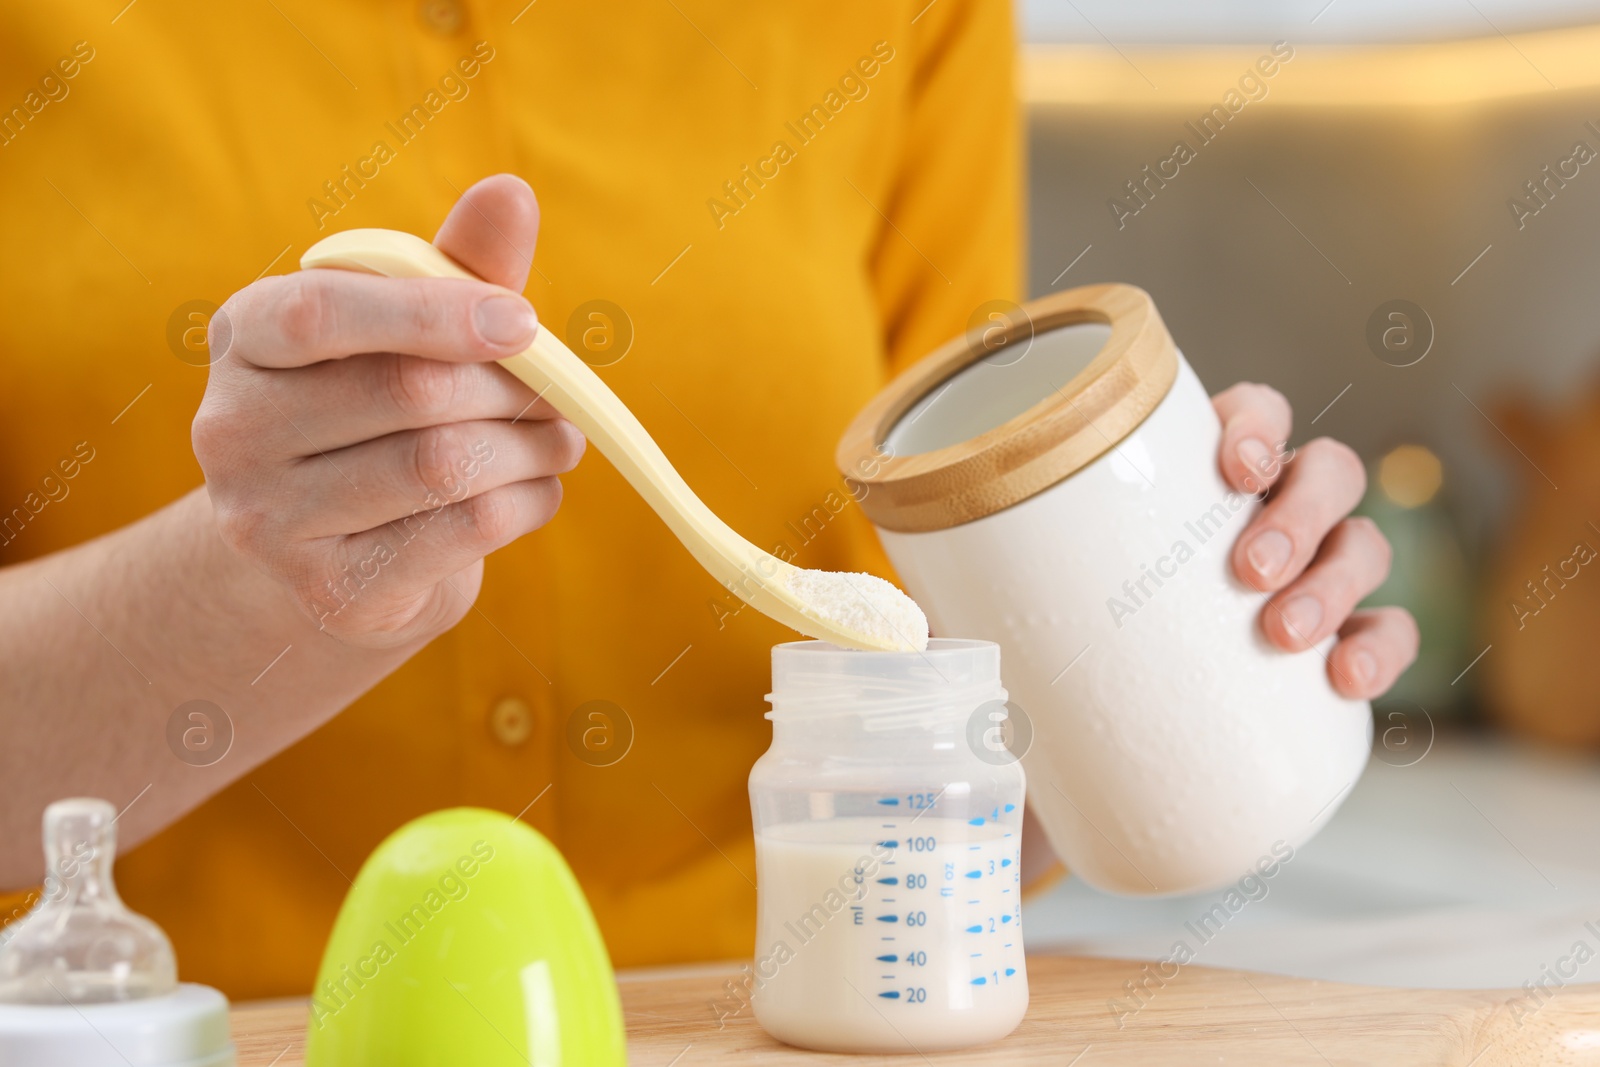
[{"x1": 762, "y1": 815, "x2": 1022, "y2": 1012}]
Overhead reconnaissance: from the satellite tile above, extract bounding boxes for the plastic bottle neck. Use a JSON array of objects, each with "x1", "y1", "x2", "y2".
[{"x1": 765, "y1": 638, "x2": 1006, "y2": 741}]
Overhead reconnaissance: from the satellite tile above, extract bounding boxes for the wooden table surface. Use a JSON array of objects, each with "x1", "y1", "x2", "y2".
[{"x1": 231, "y1": 954, "x2": 1600, "y2": 1065}]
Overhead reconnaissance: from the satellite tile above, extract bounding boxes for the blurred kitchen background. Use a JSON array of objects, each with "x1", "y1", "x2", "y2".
[
  {"x1": 1019, "y1": 0, "x2": 1600, "y2": 988},
  {"x1": 1019, "y1": 0, "x2": 1600, "y2": 726}
]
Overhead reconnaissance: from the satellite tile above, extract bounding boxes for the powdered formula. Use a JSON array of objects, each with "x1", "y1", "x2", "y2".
[{"x1": 785, "y1": 569, "x2": 929, "y2": 652}]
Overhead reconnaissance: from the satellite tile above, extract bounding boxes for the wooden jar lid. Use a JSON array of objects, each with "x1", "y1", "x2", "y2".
[{"x1": 836, "y1": 283, "x2": 1179, "y2": 533}]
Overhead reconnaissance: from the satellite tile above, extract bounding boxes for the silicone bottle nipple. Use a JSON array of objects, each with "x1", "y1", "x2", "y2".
[{"x1": 0, "y1": 798, "x2": 176, "y2": 1004}]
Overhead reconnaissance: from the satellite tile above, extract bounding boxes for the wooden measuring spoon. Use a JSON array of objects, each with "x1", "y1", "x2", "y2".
[{"x1": 300, "y1": 229, "x2": 927, "y2": 653}]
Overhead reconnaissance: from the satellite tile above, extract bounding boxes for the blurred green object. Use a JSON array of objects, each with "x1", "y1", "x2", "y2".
[
  {"x1": 303, "y1": 808, "x2": 626, "y2": 1067},
  {"x1": 1355, "y1": 448, "x2": 1473, "y2": 713}
]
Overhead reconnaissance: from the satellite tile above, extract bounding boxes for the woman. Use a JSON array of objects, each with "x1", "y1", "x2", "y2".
[{"x1": 0, "y1": 0, "x2": 1414, "y2": 997}]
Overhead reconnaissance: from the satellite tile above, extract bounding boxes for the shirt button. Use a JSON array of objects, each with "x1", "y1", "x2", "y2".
[
  {"x1": 489, "y1": 697, "x2": 533, "y2": 747},
  {"x1": 418, "y1": 0, "x2": 466, "y2": 35}
]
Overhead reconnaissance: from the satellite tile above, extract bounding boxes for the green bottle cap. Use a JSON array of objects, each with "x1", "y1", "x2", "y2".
[{"x1": 304, "y1": 808, "x2": 625, "y2": 1066}]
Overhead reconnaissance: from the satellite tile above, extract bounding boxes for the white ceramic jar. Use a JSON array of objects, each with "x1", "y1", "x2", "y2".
[{"x1": 836, "y1": 284, "x2": 1372, "y2": 895}]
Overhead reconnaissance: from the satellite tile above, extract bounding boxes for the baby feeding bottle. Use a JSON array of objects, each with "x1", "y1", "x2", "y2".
[
  {"x1": 836, "y1": 284, "x2": 1372, "y2": 896},
  {"x1": 748, "y1": 639, "x2": 1028, "y2": 1053},
  {"x1": 0, "y1": 798, "x2": 235, "y2": 1066}
]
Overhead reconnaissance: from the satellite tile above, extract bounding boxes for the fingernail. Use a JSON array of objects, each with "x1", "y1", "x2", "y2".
[
  {"x1": 1245, "y1": 529, "x2": 1292, "y2": 580},
  {"x1": 1281, "y1": 595, "x2": 1323, "y2": 642},
  {"x1": 1238, "y1": 437, "x2": 1271, "y2": 478},
  {"x1": 475, "y1": 294, "x2": 537, "y2": 346},
  {"x1": 1351, "y1": 650, "x2": 1377, "y2": 687}
]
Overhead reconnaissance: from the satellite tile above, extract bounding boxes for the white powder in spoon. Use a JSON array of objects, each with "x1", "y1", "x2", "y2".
[{"x1": 785, "y1": 569, "x2": 930, "y2": 652}]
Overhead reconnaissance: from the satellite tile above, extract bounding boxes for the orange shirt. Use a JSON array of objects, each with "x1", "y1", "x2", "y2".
[{"x1": 0, "y1": 0, "x2": 1019, "y2": 997}]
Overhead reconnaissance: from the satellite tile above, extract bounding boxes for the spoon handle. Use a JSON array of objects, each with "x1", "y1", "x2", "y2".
[{"x1": 299, "y1": 228, "x2": 898, "y2": 650}]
